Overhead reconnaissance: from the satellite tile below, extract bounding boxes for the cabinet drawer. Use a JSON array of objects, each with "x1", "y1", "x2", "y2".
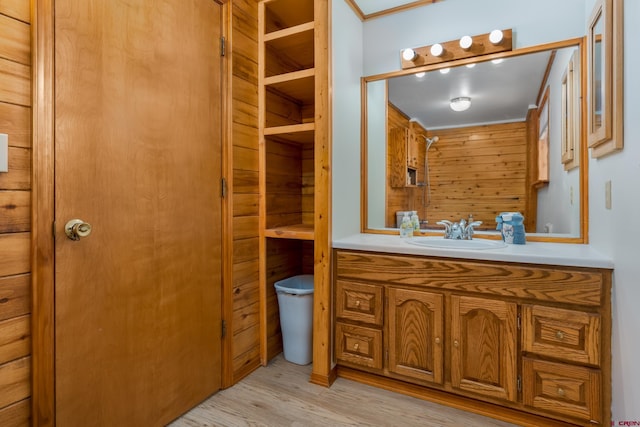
[
  {"x1": 336, "y1": 280, "x2": 383, "y2": 326},
  {"x1": 522, "y1": 305, "x2": 601, "y2": 365},
  {"x1": 523, "y1": 358, "x2": 601, "y2": 424},
  {"x1": 335, "y1": 323, "x2": 383, "y2": 370}
]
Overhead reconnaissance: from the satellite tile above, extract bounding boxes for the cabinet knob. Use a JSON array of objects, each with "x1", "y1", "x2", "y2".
[
  {"x1": 355, "y1": 300, "x2": 361, "y2": 308},
  {"x1": 435, "y1": 337, "x2": 441, "y2": 344},
  {"x1": 453, "y1": 340, "x2": 459, "y2": 347},
  {"x1": 353, "y1": 343, "x2": 360, "y2": 351},
  {"x1": 557, "y1": 387, "x2": 565, "y2": 397},
  {"x1": 556, "y1": 330, "x2": 565, "y2": 340}
]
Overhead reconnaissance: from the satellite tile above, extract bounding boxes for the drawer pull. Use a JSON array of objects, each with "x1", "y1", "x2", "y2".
[
  {"x1": 453, "y1": 340, "x2": 459, "y2": 347},
  {"x1": 556, "y1": 330, "x2": 565, "y2": 340},
  {"x1": 557, "y1": 387, "x2": 565, "y2": 397},
  {"x1": 353, "y1": 343, "x2": 360, "y2": 351},
  {"x1": 355, "y1": 300, "x2": 361, "y2": 308},
  {"x1": 435, "y1": 337, "x2": 441, "y2": 344}
]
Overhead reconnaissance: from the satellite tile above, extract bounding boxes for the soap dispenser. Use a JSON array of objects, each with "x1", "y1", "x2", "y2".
[
  {"x1": 410, "y1": 211, "x2": 420, "y2": 233},
  {"x1": 400, "y1": 212, "x2": 413, "y2": 238}
]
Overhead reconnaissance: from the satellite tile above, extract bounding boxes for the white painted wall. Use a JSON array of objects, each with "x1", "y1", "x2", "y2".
[
  {"x1": 331, "y1": 0, "x2": 363, "y2": 239},
  {"x1": 332, "y1": 0, "x2": 640, "y2": 422},
  {"x1": 586, "y1": 0, "x2": 640, "y2": 422}
]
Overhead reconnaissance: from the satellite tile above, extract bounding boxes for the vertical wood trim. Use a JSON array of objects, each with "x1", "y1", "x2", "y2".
[
  {"x1": 310, "y1": 0, "x2": 333, "y2": 386},
  {"x1": 221, "y1": 0, "x2": 234, "y2": 389},
  {"x1": 31, "y1": 0, "x2": 55, "y2": 425},
  {"x1": 257, "y1": 0, "x2": 267, "y2": 366}
]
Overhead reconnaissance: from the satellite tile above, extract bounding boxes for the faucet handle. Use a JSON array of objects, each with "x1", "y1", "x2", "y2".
[{"x1": 436, "y1": 220, "x2": 452, "y2": 238}]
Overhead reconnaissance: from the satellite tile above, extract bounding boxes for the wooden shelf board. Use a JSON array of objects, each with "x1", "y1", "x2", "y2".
[
  {"x1": 264, "y1": 122, "x2": 315, "y2": 144},
  {"x1": 265, "y1": 224, "x2": 315, "y2": 240},
  {"x1": 265, "y1": 69, "x2": 315, "y2": 104}
]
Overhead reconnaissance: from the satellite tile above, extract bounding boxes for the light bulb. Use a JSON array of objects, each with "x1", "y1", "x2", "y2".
[
  {"x1": 402, "y1": 48, "x2": 417, "y2": 61},
  {"x1": 415, "y1": 72, "x2": 426, "y2": 78},
  {"x1": 492, "y1": 58, "x2": 504, "y2": 65},
  {"x1": 466, "y1": 63, "x2": 476, "y2": 69},
  {"x1": 459, "y1": 36, "x2": 473, "y2": 50},
  {"x1": 489, "y1": 29, "x2": 504, "y2": 45},
  {"x1": 439, "y1": 67, "x2": 450, "y2": 75},
  {"x1": 430, "y1": 43, "x2": 444, "y2": 57}
]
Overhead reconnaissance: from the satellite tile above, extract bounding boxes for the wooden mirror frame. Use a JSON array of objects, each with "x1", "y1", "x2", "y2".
[
  {"x1": 587, "y1": 0, "x2": 623, "y2": 158},
  {"x1": 360, "y1": 39, "x2": 589, "y2": 243}
]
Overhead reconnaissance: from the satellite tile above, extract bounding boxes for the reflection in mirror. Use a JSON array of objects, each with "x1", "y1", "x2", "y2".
[
  {"x1": 587, "y1": 0, "x2": 612, "y2": 148},
  {"x1": 364, "y1": 40, "x2": 585, "y2": 240}
]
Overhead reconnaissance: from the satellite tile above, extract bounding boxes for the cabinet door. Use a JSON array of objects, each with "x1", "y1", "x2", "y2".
[
  {"x1": 389, "y1": 128, "x2": 408, "y2": 188},
  {"x1": 388, "y1": 288, "x2": 444, "y2": 384},
  {"x1": 451, "y1": 295, "x2": 518, "y2": 402},
  {"x1": 406, "y1": 129, "x2": 419, "y2": 168}
]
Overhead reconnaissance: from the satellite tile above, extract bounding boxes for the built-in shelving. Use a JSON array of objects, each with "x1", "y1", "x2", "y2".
[{"x1": 259, "y1": 0, "x2": 331, "y2": 386}]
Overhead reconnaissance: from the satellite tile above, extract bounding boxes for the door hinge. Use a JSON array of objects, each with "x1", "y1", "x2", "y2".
[
  {"x1": 221, "y1": 177, "x2": 227, "y2": 198},
  {"x1": 220, "y1": 36, "x2": 226, "y2": 57},
  {"x1": 517, "y1": 375, "x2": 522, "y2": 392},
  {"x1": 221, "y1": 319, "x2": 227, "y2": 339}
]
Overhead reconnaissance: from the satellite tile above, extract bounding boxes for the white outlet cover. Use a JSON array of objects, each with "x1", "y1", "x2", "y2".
[{"x1": 0, "y1": 134, "x2": 8, "y2": 173}]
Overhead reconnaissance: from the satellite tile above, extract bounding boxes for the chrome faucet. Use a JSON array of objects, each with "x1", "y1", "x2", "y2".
[{"x1": 437, "y1": 219, "x2": 483, "y2": 240}]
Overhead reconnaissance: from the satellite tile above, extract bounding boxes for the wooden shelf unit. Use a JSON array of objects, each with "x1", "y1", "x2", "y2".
[{"x1": 258, "y1": 0, "x2": 331, "y2": 385}]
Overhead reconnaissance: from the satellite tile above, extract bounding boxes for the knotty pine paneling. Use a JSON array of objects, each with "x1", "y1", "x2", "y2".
[
  {"x1": 0, "y1": 356, "x2": 30, "y2": 410},
  {"x1": 0, "y1": 191, "x2": 30, "y2": 233},
  {"x1": 0, "y1": 0, "x2": 30, "y2": 23},
  {"x1": 0, "y1": 103, "x2": 30, "y2": 149},
  {"x1": 230, "y1": 0, "x2": 261, "y2": 383},
  {"x1": 0, "y1": 315, "x2": 30, "y2": 365},
  {"x1": 0, "y1": 398, "x2": 29, "y2": 427},
  {"x1": 0, "y1": 14, "x2": 30, "y2": 65},
  {"x1": 0, "y1": 274, "x2": 30, "y2": 322},
  {"x1": 0, "y1": 3, "x2": 31, "y2": 421}
]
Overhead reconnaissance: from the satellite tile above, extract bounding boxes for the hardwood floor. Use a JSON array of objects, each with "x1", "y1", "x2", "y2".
[{"x1": 169, "y1": 355, "x2": 517, "y2": 427}]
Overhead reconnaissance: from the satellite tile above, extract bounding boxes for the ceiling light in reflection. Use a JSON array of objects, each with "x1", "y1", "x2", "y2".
[
  {"x1": 415, "y1": 72, "x2": 426, "y2": 78},
  {"x1": 439, "y1": 67, "x2": 450, "y2": 75},
  {"x1": 492, "y1": 58, "x2": 504, "y2": 64},
  {"x1": 466, "y1": 63, "x2": 476, "y2": 68}
]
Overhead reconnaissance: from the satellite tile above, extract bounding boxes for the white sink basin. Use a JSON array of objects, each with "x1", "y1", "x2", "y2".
[{"x1": 407, "y1": 236, "x2": 507, "y2": 250}]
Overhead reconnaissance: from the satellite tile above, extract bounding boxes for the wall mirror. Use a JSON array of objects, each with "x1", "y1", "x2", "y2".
[{"x1": 362, "y1": 39, "x2": 587, "y2": 242}]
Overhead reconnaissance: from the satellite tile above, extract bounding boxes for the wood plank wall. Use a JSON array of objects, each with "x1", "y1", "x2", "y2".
[
  {"x1": 229, "y1": 0, "x2": 263, "y2": 383},
  {"x1": 0, "y1": 0, "x2": 32, "y2": 425},
  {"x1": 386, "y1": 104, "x2": 528, "y2": 229},
  {"x1": 427, "y1": 122, "x2": 528, "y2": 228}
]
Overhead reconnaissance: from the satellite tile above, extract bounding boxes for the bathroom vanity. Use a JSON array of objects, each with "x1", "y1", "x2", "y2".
[{"x1": 333, "y1": 234, "x2": 613, "y2": 427}]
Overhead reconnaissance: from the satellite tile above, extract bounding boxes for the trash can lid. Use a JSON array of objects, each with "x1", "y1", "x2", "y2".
[{"x1": 274, "y1": 274, "x2": 314, "y2": 295}]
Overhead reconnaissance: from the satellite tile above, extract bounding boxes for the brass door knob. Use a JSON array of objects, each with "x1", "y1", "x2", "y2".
[{"x1": 65, "y1": 219, "x2": 92, "y2": 241}]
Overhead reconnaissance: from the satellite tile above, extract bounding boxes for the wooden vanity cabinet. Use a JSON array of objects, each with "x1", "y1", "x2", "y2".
[{"x1": 333, "y1": 249, "x2": 612, "y2": 427}]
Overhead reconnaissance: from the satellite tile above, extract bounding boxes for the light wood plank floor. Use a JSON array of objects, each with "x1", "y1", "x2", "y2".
[{"x1": 169, "y1": 355, "x2": 518, "y2": 427}]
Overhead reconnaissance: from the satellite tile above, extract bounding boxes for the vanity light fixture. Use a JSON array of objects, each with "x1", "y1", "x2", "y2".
[
  {"x1": 430, "y1": 43, "x2": 444, "y2": 57},
  {"x1": 400, "y1": 29, "x2": 512, "y2": 70},
  {"x1": 450, "y1": 97, "x2": 471, "y2": 112},
  {"x1": 489, "y1": 29, "x2": 504, "y2": 45},
  {"x1": 402, "y1": 48, "x2": 418, "y2": 62},
  {"x1": 439, "y1": 67, "x2": 451, "y2": 74},
  {"x1": 459, "y1": 35, "x2": 473, "y2": 50}
]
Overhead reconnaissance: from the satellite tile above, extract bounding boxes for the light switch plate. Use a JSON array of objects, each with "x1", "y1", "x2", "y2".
[
  {"x1": 0, "y1": 134, "x2": 8, "y2": 173},
  {"x1": 605, "y1": 180, "x2": 612, "y2": 210}
]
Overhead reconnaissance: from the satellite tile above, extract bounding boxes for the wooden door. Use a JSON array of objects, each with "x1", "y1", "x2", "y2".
[
  {"x1": 388, "y1": 288, "x2": 443, "y2": 384},
  {"x1": 450, "y1": 295, "x2": 518, "y2": 402},
  {"x1": 53, "y1": 1, "x2": 223, "y2": 425}
]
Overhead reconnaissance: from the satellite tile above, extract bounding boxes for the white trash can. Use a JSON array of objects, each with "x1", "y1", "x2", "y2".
[{"x1": 274, "y1": 274, "x2": 314, "y2": 365}]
